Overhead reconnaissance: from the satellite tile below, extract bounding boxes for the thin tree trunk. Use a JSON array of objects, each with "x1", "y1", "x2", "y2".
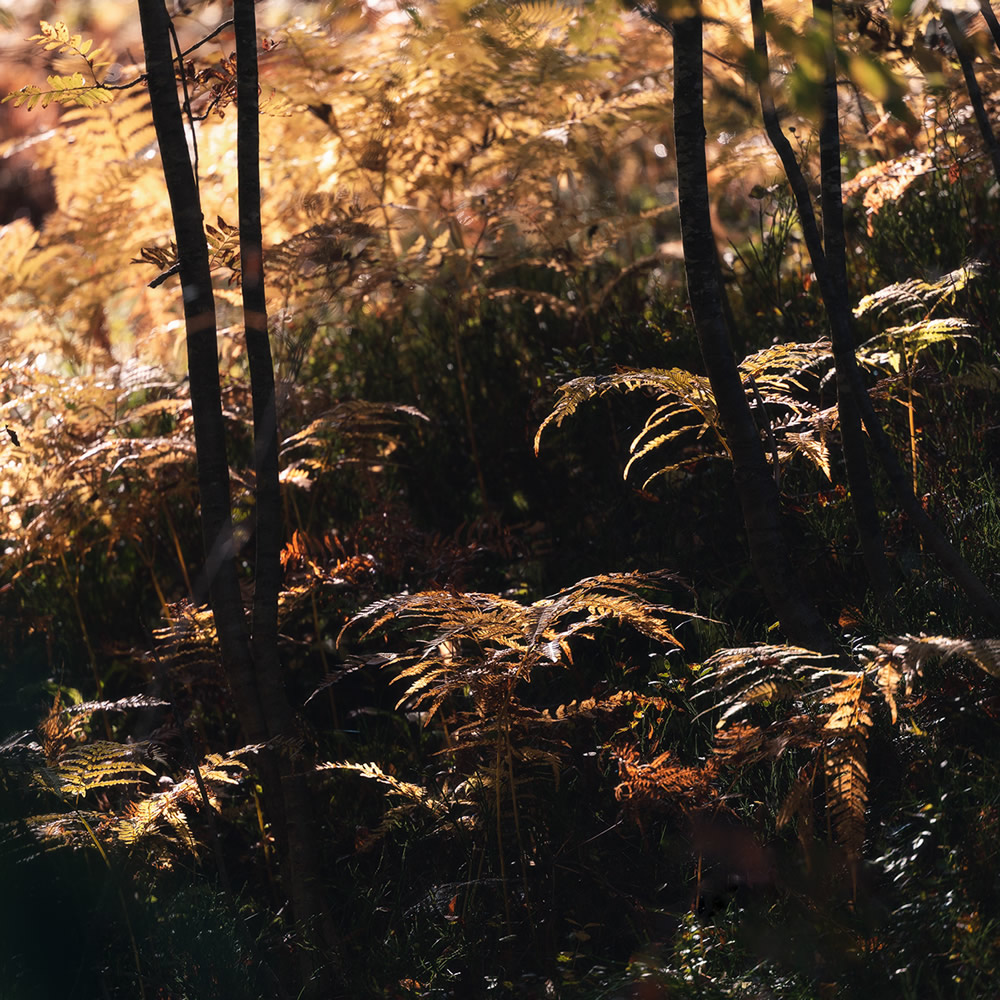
[
  {"x1": 814, "y1": 0, "x2": 891, "y2": 601},
  {"x1": 138, "y1": 0, "x2": 265, "y2": 742},
  {"x1": 750, "y1": 0, "x2": 1000, "y2": 628},
  {"x1": 234, "y1": 3, "x2": 340, "y2": 989},
  {"x1": 978, "y1": 0, "x2": 1000, "y2": 53},
  {"x1": 941, "y1": 8, "x2": 1000, "y2": 187},
  {"x1": 672, "y1": 14, "x2": 833, "y2": 651}
]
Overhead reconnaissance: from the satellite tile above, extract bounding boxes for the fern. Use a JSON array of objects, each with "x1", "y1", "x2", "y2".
[
  {"x1": 854, "y1": 260, "x2": 983, "y2": 319},
  {"x1": 48, "y1": 741, "x2": 157, "y2": 799},
  {"x1": 821, "y1": 673, "x2": 872, "y2": 861},
  {"x1": 536, "y1": 340, "x2": 836, "y2": 487},
  {"x1": 3, "y1": 21, "x2": 115, "y2": 109}
]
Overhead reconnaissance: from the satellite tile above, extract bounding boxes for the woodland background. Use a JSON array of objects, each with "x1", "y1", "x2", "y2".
[{"x1": 3, "y1": 0, "x2": 1000, "y2": 997}]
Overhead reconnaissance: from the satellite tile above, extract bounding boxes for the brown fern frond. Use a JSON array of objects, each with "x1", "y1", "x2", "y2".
[{"x1": 615, "y1": 747, "x2": 719, "y2": 824}]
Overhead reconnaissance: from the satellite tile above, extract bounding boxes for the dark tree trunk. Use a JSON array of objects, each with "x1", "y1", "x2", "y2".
[
  {"x1": 814, "y1": 0, "x2": 891, "y2": 601},
  {"x1": 750, "y1": 0, "x2": 889, "y2": 602},
  {"x1": 942, "y1": 8, "x2": 1000, "y2": 187},
  {"x1": 750, "y1": 0, "x2": 1000, "y2": 628},
  {"x1": 235, "y1": 2, "x2": 340, "y2": 988},
  {"x1": 142, "y1": 6, "x2": 340, "y2": 992},
  {"x1": 672, "y1": 15, "x2": 833, "y2": 651},
  {"x1": 978, "y1": 0, "x2": 1000, "y2": 54},
  {"x1": 138, "y1": 0, "x2": 264, "y2": 741}
]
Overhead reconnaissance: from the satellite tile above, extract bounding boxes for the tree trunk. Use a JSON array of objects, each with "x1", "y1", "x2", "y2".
[
  {"x1": 672, "y1": 14, "x2": 833, "y2": 651},
  {"x1": 235, "y1": 2, "x2": 340, "y2": 988},
  {"x1": 138, "y1": 0, "x2": 264, "y2": 742},
  {"x1": 142, "y1": 5, "x2": 340, "y2": 991},
  {"x1": 942, "y1": 8, "x2": 1000, "y2": 187},
  {"x1": 814, "y1": 0, "x2": 891, "y2": 601}
]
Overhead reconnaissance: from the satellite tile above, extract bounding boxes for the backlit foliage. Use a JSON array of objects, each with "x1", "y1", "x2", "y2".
[{"x1": 3, "y1": 0, "x2": 1000, "y2": 995}]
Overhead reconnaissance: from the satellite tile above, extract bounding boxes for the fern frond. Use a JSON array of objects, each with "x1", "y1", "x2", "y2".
[
  {"x1": 538, "y1": 341, "x2": 838, "y2": 484},
  {"x1": 342, "y1": 571, "x2": 700, "y2": 725},
  {"x1": 872, "y1": 634, "x2": 1000, "y2": 680},
  {"x1": 279, "y1": 400, "x2": 428, "y2": 488},
  {"x1": 51, "y1": 741, "x2": 156, "y2": 798},
  {"x1": 854, "y1": 260, "x2": 983, "y2": 319},
  {"x1": 821, "y1": 674, "x2": 871, "y2": 859},
  {"x1": 776, "y1": 763, "x2": 817, "y2": 830},
  {"x1": 615, "y1": 747, "x2": 719, "y2": 822},
  {"x1": 858, "y1": 318, "x2": 973, "y2": 373},
  {"x1": 695, "y1": 644, "x2": 843, "y2": 727},
  {"x1": 113, "y1": 745, "x2": 260, "y2": 855}
]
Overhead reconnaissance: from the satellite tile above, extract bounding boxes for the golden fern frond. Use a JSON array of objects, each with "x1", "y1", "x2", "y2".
[
  {"x1": 319, "y1": 761, "x2": 445, "y2": 812},
  {"x1": 152, "y1": 602, "x2": 221, "y2": 690},
  {"x1": 320, "y1": 761, "x2": 476, "y2": 843},
  {"x1": 0, "y1": 219, "x2": 66, "y2": 299},
  {"x1": 543, "y1": 689, "x2": 670, "y2": 721},
  {"x1": 858, "y1": 318, "x2": 973, "y2": 373},
  {"x1": 343, "y1": 571, "x2": 699, "y2": 724},
  {"x1": 534, "y1": 369, "x2": 720, "y2": 460},
  {"x1": 778, "y1": 428, "x2": 832, "y2": 480},
  {"x1": 279, "y1": 400, "x2": 428, "y2": 488},
  {"x1": 50, "y1": 741, "x2": 156, "y2": 798},
  {"x1": 116, "y1": 793, "x2": 197, "y2": 854},
  {"x1": 538, "y1": 342, "x2": 839, "y2": 485},
  {"x1": 824, "y1": 736, "x2": 869, "y2": 860},
  {"x1": 822, "y1": 673, "x2": 873, "y2": 732},
  {"x1": 739, "y1": 339, "x2": 833, "y2": 392},
  {"x1": 114, "y1": 745, "x2": 260, "y2": 855},
  {"x1": 21, "y1": 810, "x2": 106, "y2": 851},
  {"x1": 822, "y1": 674, "x2": 872, "y2": 860},
  {"x1": 853, "y1": 260, "x2": 983, "y2": 319}
]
